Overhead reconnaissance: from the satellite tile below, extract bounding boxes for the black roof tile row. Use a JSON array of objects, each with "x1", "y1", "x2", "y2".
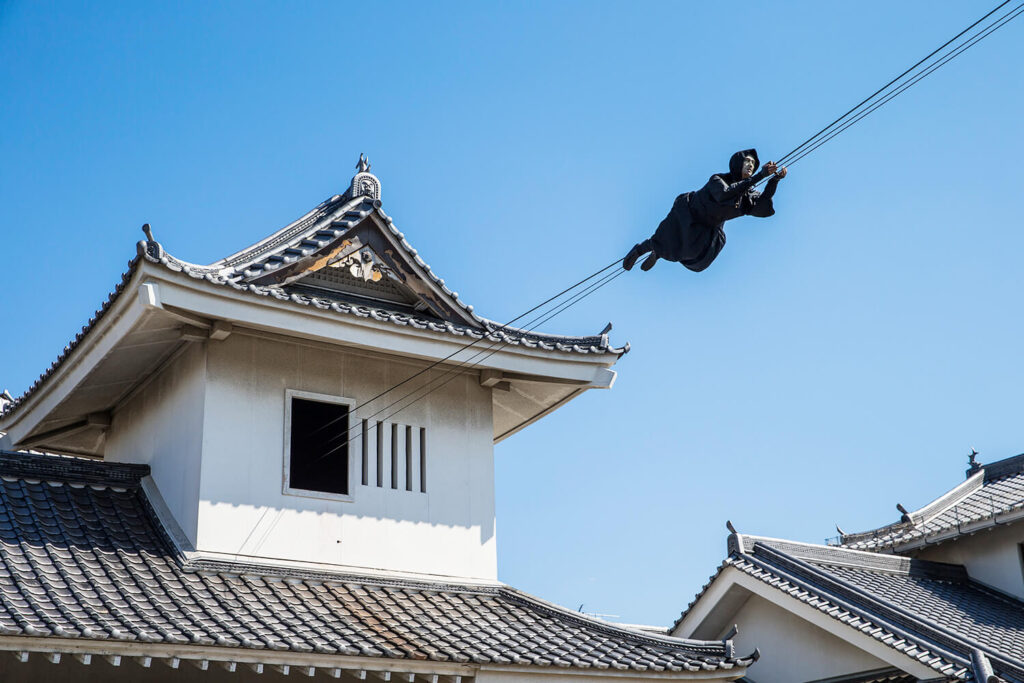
[
  {"x1": 0, "y1": 451, "x2": 748, "y2": 674},
  {"x1": 678, "y1": 535, "x2": 1024, "y2": 682},
  {"x1": 841, "y1": 453, "x2": 1024, "y2": 552}
]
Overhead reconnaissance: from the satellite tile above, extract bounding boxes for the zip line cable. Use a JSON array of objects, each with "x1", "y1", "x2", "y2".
[
  {"x1": 773, "y1": 0, "x2": 1013, "y2": 168},
  {"x1": 253, "y1": 273, "x2": 631, "y2": 554},
  {"x1": 356, "y1": 269, "x2": 630, "y2": 443},
  {"x1": 307, "y1": 256, "x2": 623, "y2": 439},
  {"x1": 300, "y1": 267, "x2": 628, "y2": 468},
  {"x1": 302, "y1": 1, "x2": 1024, "y2": 449},
  {"x1": 749, "y1": 0, "x2": 1023, "y2": 192},
  {"x1": 778, "y1": 1, "x2": 1024, "y2": 172},
  {"x1": 304, "y1": 0, "x2": 1024, "y2": 463},
  {"x1": 246, "y1": 2, "x2": 1024, "y2": 547}
]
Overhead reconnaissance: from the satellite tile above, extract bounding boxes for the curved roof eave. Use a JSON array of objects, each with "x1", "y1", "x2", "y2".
[{"x1": 0, "y1": 204, "x2": 627, "y2": 422}]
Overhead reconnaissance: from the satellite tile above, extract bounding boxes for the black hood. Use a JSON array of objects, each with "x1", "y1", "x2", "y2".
[{"x1": 726, "y1": 149, "x2": 759, "y2": 182}]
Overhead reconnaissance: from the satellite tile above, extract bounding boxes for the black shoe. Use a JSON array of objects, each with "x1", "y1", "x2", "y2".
[
  {"x1": 623, "y1": 244, "x2": 643, "y2": 271},
  {"x1": 640, "y1": 252, "x2": 659, "y2": 271}
]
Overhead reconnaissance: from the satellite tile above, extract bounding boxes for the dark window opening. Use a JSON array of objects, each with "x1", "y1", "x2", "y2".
[{"x1": 289, "y1": 397, "x2": 349, "y2": 495}]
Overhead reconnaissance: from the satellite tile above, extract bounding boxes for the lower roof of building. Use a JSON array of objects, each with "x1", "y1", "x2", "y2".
[
  {"x1": 840, "y1": 452, "x2": 1024, "y2": 553},
  {"x1": 678, "y1": 534, "x2": 1024, "y2": 683},
  {"x1": 0, "y1": 450, "x2": 749, "y2": 676}
]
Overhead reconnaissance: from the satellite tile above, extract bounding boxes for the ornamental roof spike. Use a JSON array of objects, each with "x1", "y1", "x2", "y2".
[
  {"x1": 967, "y1": 448, "x2": 982, "y2": 477},
  {"x1": 349, "y1": 153, "x2": 381, "y2": 201},
  {"x1": 136, "y1": 222, "x2": 164, "y2": 260}
]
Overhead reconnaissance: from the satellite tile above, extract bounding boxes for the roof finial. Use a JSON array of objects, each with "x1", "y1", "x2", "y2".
[
  {"x1": 968, "y1": 448, "x2": 982, "y2": 475},
  {"x1": 348, "y1": 154, "x2": 381, "y2": 202},
  {"x1": 136, "y1": 223, "x2": 164, "y2": 260},
  {"x1": 725, "y1": 520, "x2": 738, "y2": 535},
  {"x1": 896, "y1": 503, "x2": 912, "y2": 523},
  {"x1": 722, "y1": 624, "x2": 738, "y2": 658},
  {"x1": 0, "y1": 390, "x2": 13, "y2": 414}
]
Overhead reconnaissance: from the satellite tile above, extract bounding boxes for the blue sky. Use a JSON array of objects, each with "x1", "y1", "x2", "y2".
[{"x1": 2, "y1": 1, "x2": 1023, "y2": 625}]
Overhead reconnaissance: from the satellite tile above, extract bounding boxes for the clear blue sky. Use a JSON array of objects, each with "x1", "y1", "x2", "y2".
[{"x1": 2, "y1": 1, "x2": 1023, "y2": 626}]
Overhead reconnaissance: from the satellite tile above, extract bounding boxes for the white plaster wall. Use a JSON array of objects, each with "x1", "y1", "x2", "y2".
[
  {"x1": 720, "y1": 594, "x2": 890, "y2": 683},
  {"x1": 196, "y1": 333, "x2": 497, "y2": 580},
  {"x1": 105, "y1": 344, "x2": 207, "y2": 546},
  {"x1": 915, "y1": 520, "x2": 1024, "y2": 599}
]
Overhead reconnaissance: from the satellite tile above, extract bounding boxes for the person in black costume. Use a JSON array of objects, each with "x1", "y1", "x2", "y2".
[{"x1": 623, "y1": 149, "x2": 787, "y2": 272}]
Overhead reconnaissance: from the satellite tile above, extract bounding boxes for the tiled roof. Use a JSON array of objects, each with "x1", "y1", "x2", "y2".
[
  {"x1": 0, "y1": 194, "x2": 624, "y2": 420},
  {"x1": 840, "y1": 453, "x2": 1024, "y2": 552},
  {"x1": 0, "y1": 450, "x2": 750, "y2": 674},
  {"x1": 679, "y1": 536, "x2": 1024, "y2": 682},
  {"x1": 740, "y1": 670, "x2": 914, "y2": 683},
  {"x1": 148, "y1": 249, "x2": 620, "y2": 356},
  {"x1": 162, "y1": 195, "x2": 486, "y2": 325}
]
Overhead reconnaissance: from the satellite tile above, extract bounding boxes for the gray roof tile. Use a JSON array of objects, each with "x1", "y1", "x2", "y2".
[
  {"x1": 841, "y1": 453, "x2": 1024, "y2": 552},
  {"x1": 1, "y1": 195, "x2": 625, "y2": 422},
  {"x1": 679, "y1": 535, "x2": 1024, "y2": 682},
  {"x1": 0, "y1": 450, "x2": 747, "y2": 673}
]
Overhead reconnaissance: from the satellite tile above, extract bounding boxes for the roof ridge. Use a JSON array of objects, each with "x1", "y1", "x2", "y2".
[
  {"x1": 212, "y1": 194, "x2": 353, "y2": 270},
  {"x1": 497, "y1": 587, "x2": 740, "y2": 658},
  {"x1": 740, "y1": 535, "x2": 967, "y2": 580},
  {"x1": 838, "y1": 470, "x2": 986, "y2": 547},
  {"x1": 841, "y1": 453, "x2": 1024, "y2": 552},
  {"x1": 737, "y1": 536, "x2": 929, "y2": 573},
  {"x1": 749, "y1": 542, "x2": 1024, "y2": 679},
  {"x1": 150, "y1": 255, "x2": 622, "y2": 351},
  {"x1": 674, "y1": 550, "x2": 973, "y2": 681},
  {"x1": 908, "y1": 470, "x2": 985, "y2": 525},
  {"x1": 0, "y1": 450, "x2": 149, "y2": 487},
  {"x1": 482, "y1": 319, "x2": 606, "y2": 345},
  {"x1": 0, "y1": 470, "x2": 748, "y2": 673},
  {"x1": 981, "y1": 452, "x2": 1024, "y2": 482},
  {"x1": 185, "y1": 556, "x2": 505, "y2": 592}
]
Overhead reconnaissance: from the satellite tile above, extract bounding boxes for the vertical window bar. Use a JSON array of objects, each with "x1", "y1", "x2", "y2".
[
  {"x1": 390, "y1": 423, "x2": 398, "y2": 489},
  {"x1": 419, "y1": 427, "x2": 427, "y2": 493},
  {"x1": 405, "y1": 425, "x2": 413, "y2": 491},
  {"x1": 376, "y1": 421, "x2": 384, "y2": 488},
  {"x1": 361, "y1": 419, "x2": 368, "y2": 486}
]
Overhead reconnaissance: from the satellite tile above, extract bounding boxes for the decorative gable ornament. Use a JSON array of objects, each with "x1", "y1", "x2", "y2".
[
  {"x1": 328, "y1": 248, "x2": 384, "y2": 283},
  {"x1": 348, "y1": 153, "x2": 381, "y2": 201}
]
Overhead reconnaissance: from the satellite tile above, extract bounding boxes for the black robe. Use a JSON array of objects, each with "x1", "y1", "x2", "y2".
[{"x1": 650, "y1": 148, "x2": 781, "y2": 272}]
